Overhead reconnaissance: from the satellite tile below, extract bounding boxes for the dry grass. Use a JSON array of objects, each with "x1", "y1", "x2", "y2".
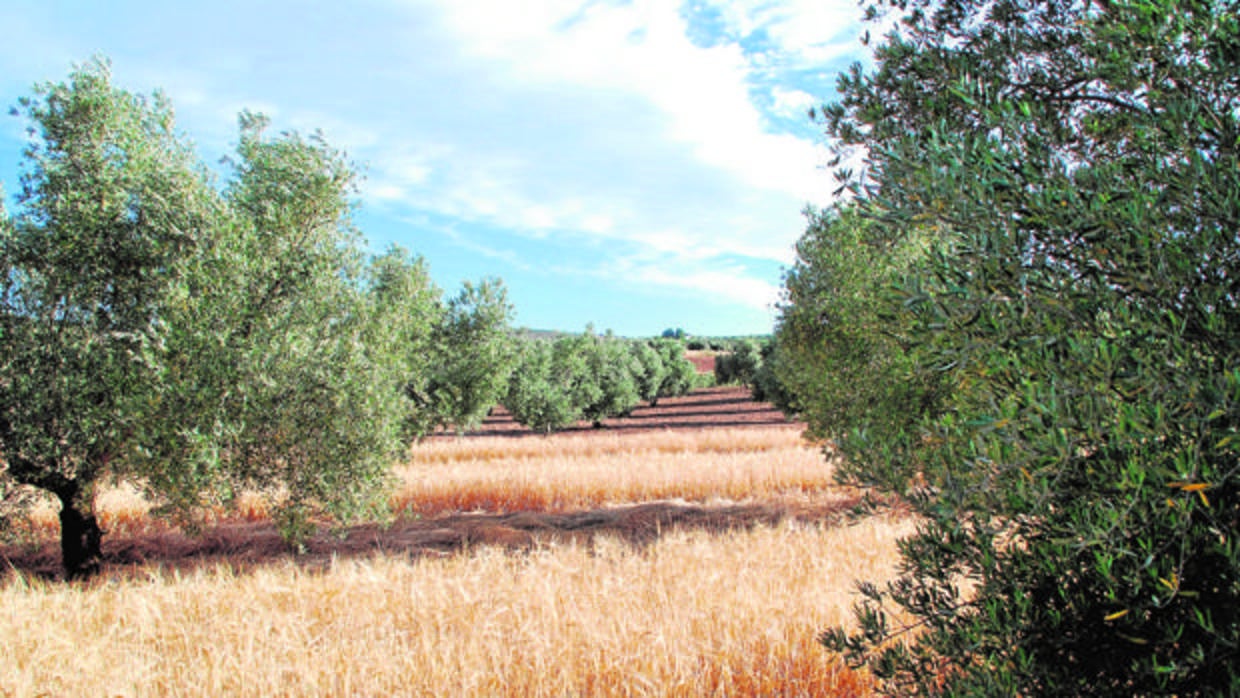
[
  {"x1": 1, "y1": 420, "x2": 908, "y2": 696},
  {"x1": 416, "y1": 426, "x2": 807, "y2": 464},
  {"x1": 1, "y1": 516, "x2": 912, "y2": 697},
  {"x1": 9, "y1": 428, "x2": 835, "y2": 541},
  {"x1": 396, "y1": 427, "x2": 842, "y2": 516},
  {"x1": 9, "y1": 484, "x2": 270, "y2": 544}
]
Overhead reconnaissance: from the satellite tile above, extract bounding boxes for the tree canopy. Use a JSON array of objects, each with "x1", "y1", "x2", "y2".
[
  {"x1": 772, "y1": 0, "x2": 1240, "y2": 693},
  {"x1": 0, "y1": 59, "x2": 460, "y2": 578},
  {"x1": 1, "y1": 60, "x2": 222, "y2": 576},
  {"x1": 417, "y1": 278, "x2": 516, "y2": 437}
]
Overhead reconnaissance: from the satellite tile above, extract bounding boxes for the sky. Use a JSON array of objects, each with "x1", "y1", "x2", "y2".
[{"x1": 0, "y1": 0, "x2": 870, "y2": 337}]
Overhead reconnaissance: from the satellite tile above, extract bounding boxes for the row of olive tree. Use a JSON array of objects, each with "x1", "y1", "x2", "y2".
[
  {"x1": 0, "y1": 59, "x2": 512, "y2": 578},
  {"x1": 502, "y1": 332, "x2": 697, "y2": 434},
  {"x1": 771, "y1": 0, "x2": 1239, "y2": 694}
]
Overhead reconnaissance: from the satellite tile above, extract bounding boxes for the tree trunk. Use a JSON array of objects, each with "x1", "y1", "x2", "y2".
[{"x1": 57, "y1": 485, "x2": 103, "y2": 580}]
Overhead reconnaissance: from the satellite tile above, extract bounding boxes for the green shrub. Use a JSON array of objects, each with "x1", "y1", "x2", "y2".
[
  {"x1": 422, "y1": 279, "x2": 516, "y2": 436},
  {"x1": 713, "y1": 340, "x2": 763, "y2": 387},
  {"x1": 750, "y1": 340, "x2": 796, "y2": 410}
]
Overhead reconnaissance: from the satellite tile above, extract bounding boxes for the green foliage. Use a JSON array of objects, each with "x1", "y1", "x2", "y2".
[
  {"x1": 750, "y1": 340, "x2": 796, "y2": 410},
  {"x1": 691, "y1": 370, "x2": 716, "y2": 390},
  {"x1": 502, "y1": 333, "x2": 696, "y2": 433},
  {"x1": 628, "y1": 340, "x2": 668, "y2": 404},
  {"x1": 790, "y1": 1, "x2": 1240, "y2": 694},
  {"x1": 580, "y1": 332, "x2": 643, "y2": 426},
  {"x1": 652, "y1": 338, "x2": 696, "y2": 404},
  {"x1": 368, "y1": 254, "x2": 516, "y2": 440},
  {"x1": 773, "y1": 205, "x2": 940, "y2": 473},
  {"x1": 713, "y1": 339, "x2": 763, "y2": 386},
  {"x1": 549, "y1": 331, "x2": 606, "y2": 423},
  {"x1": 712, "y1": 338, "x2": 795, "y2": 407},
  {"x1": 366, "y1": 246, "x2": 442, "y2": 441},
  {"x1": 418, "y1": 278, "x2": 516, "y2": 436},
  {"x1": 0, "y1": 59, "x2": 438, "y2": 576},
  {"x1": 0, "y1": 58, "x2": 220, "y2": 576},
  {"x1": 503, "y1": 339, "x2": 580, "y2": 434},
  {"x1": 133, "y1": 110, "x2": 410, "y2": 542}
]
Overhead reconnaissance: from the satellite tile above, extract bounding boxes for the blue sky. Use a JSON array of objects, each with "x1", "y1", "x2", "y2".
[{"x1": 0, "y1": 0, "x2": 868, "y2": 337}]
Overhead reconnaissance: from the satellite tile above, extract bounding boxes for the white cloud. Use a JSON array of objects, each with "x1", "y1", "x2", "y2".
[
  {"x1": 629, "y1": 263, "x2": 781, "y2": 312},
  {"x1": 362, "y1": 144, "x2": 442, "y2": 203},
  {"x1": 353, "y1": 0, "x2": 837, "y2": 296},
  {"x1": 285, "y1": 110, "x2": 382, "y2": 152},
  {"x1": 399, "y1": 213, "x2": 534, "y2": 271},
  {"x1": 702, "y1": 0, "x2": 863, "y2": 66},
  {"x1": 369, "y1": 183, "x2": 408, "y2": 202},
  {"x1": 770, "y1": 86, "x2": 817, "y2": 119},
  {"x1": 418, "y1": 0, "x2": 829, "y2": 198}
]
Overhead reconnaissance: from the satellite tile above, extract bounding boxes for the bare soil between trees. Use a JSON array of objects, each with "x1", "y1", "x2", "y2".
[{"x1": 2, "y1": 387, "x2": 833, "y2": 581}]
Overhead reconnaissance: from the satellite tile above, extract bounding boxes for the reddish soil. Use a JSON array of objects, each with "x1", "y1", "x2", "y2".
[
  {"x1": 1, "y1": 387, "x2": 822, "y2": 582},
  {"x1": 685, "y1": 351, "x2": 717, "y2": 374}
]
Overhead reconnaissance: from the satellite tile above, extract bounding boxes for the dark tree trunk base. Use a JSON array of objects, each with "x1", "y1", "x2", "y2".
[{"x1": 58, "y1": 491, "x2": 103, "y2": 580}]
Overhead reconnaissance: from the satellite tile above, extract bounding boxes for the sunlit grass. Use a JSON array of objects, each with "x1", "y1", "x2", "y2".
[
  {"x1": 9, "y1": 485, "x2": 270, "y2": 545},
  {"x1": 10, "y1": 428, "x2": 835, "y2": 541},
  {"x1": 395, "y1": 427, "x2": 842, "y2": 516},
  {"x1": 1, "y1": 411, "x2": 909, "y2": 696},
  {"x1": 1, "y1": 516, "x2": 911, "y2": 697}
]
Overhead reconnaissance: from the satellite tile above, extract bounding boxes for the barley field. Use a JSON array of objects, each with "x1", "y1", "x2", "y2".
[{"x1": 0, "y1": 389, "x2": 910, "y2": 697}]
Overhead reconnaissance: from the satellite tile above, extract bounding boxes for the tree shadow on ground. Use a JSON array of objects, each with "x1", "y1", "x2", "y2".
[
  {"x1": 0, "y1": 386, "x2": 823, "y2": 583},
  {"x1": 0, "y1": 497, "x2": 864, "y2": 583}
]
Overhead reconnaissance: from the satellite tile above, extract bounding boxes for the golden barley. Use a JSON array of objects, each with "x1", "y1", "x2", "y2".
[
  {"x1": 396, "y1": 426, "x2": 841, "y2": 515},
  {"x1": 1, "y1": 419, "x2": 905, "y2": 696},
  {"x1": 1, "y1": 517, "x2": 911, "y2": 697}
]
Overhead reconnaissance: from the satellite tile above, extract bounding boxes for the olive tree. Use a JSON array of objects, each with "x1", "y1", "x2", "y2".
[
  {"x1": 580, "y1": 331, "x2": 642, "y2": 426},
  {"x1": 504, "y1": 330, "x2": 649, "y2": 433},
  {"x1": 652, "y1": 338, "x2": 696, "y2": 404},
  {"x1": 750, "y1": 338, "x2": 796, "y2": 409},
  {"x1": 628, "y1": 340, "x2": 668, "y2": 406},
  {"x1": 773, "y1": 205, "x2": 940, "y2": 470},
  {"x1": 367, "y1": 246, "x2": 443, "y2": 442},
  {"x1": 503, "y1": 339, "x2": 579, "y2": 434},
  {"x1": 785, "y1": 0, "x2": 1240, "y2": 693},
  {"x1": 0, "y1": 60, "x2": 426, "y2": 577},
  {"x1": 419, "y1": 278, "x2": 515, "y2": 436},
  {"x1": 549, "y1": 331, "x2": 605, "y2": 423},
  {"x1": 150, "y1": 111, "x2": 415, "y2": 543},
  {"x1": 713, "y1": 339, "x2": 763, "y2": 387},
  {"x1": 0, "y1": 61, "x2": 219, "y2": 577}
]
